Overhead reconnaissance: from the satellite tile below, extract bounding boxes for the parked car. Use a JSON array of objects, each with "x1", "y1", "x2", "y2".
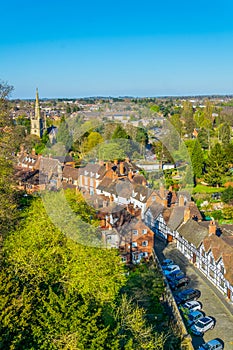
[
  {"x1": 186, "y1": 310, "x2": 205, "y2": 326},
  {"x1": 191, "y1": 316, "x2": 215, "y2": 336},
  {"x1": 167, "y1": 270, "x2": 186, "y2": 281},
  {"x1": 161, "y1": 259, "x2": 173, "y2": 267},
  {"x1": 175, "y1": 288, "x2": 201, "y2": 305},
  {"x1": 198, "y1": 339, "x2": 224, "y2": 350},
  {"x1": 181, "y1": 300, "x2": 202, "y2": 313},
  {"x1": 169, "y1": 276, "x2": 190, "y2": 290},
  {"x1": 163, "y1": 264, "x2": 180, "y2": 276}
]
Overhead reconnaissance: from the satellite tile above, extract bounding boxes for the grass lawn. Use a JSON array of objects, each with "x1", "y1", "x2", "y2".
[{"x1": 192, "y1": 184, "x2": 225, "y2": 194}]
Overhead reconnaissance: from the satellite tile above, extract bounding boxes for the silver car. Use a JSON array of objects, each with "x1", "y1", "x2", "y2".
[
  {"x1": 191, "y1": 316, "x2": 215, "y2": 336},
  {"x1": 182, "y1": 300, "x2": 202, "y2": 313}
]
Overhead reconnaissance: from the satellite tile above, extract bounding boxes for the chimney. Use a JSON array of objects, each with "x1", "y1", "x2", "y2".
[
  {"x1": 31, "y1": 148, "x2": 36, "y2": 156},
  {"x1": 142, "y1": 179, "x2": 147, "y2": 186},
  {"x1": 114, "y1": 159, "x2": 118, "y2": 166},
  {"x1": 99, "y1": 160, "x2": 104, "y2": 166},
  {"x1": 184, "y1": 207, "x2": 190, "y2": 223},
  {"x1": 120, "y1": 162, "x2": 124, "y2": 175},
  {"x1": 106, "y1": 162, "x2": 111, "y2": 171},
  {"x1": 160, "y1": 185, "x2": 165, "y2": 199},
  {"x1": 163, "y1": 198, "x2": 167, "y2": 207},
  {"x1": 128, "y1": 170, "x2": 133, "y2": 181},
  {"x1": 179, "y1": 195, "x2": 184, "y2": 207},
  {"x1": 209, "y1": 221, "x2": 217, "y2": 235},
  {"x1": 125, "y1": 157, "x2": 130, "y2": 163}
]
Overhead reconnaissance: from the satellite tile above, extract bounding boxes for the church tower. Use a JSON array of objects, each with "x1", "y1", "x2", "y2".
[{"x1": 30, "y1": 88, "x2": 46, "y2": 138}]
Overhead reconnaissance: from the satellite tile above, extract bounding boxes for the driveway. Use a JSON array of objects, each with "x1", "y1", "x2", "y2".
[{"x1": 154, "y1": 237, "x2": 233, "y2": 350}]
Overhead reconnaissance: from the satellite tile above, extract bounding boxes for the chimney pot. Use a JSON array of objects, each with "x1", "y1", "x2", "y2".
[{"x1": 209, "y1": 221, "x2": 217, "y2": 235}]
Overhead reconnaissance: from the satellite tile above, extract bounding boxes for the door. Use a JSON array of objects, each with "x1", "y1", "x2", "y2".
[
  {"x1": 227, "y1": 288, "x2": 231, "y2": 300},
  {"x1": 193, "y1": 253, "x2": 196, "y2": 264},
  {"x1": 167, "y1": 234, "x2": 173, "y2": 243}
]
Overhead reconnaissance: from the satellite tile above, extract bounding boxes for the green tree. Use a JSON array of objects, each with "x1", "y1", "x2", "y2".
[
  {"x1": 112, "y1": 124, "x2": 129, "y2": 140},
  {"x1": 221, "y1": 186, "x2": 233, "y2": 205},
  {"x1": 204, "y1": 143, "x2": 228, "y2": 187},
  {"x1": 0, "y1": 81, "x2": 17, "y2": 240},
  {"x1": 1, "y1": 198, "x2": 125, "y2": 349},
  {"x1": 219, "y1": 122, "x2": 231, "y2": 146},
  {"x1": 56, "y1": 119, "x2": 73, "y2": 151},
  {"x1": 98, "y1": 142, "x2": 126, "y2": 161},
  {"x1": 191, "y1": 140, "x2": 204, "y2": 179}
]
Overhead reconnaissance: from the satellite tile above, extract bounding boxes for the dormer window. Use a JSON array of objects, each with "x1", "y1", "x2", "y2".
[
  {"x1": 132, "y1": 190, "x2": 138, "y2": 198},
  {"x1": 140, "y1": 194, "x2": 146, "y2": 201},
  {"x1": 84, "y1": 171, "x2": 89, "y2": 176},
  {"x1": 142, "y1": 229, "x2": 147, "y2": 234}
]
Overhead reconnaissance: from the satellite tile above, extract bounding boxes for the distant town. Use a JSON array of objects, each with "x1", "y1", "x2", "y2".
[{"x1": 1, "y1": 84, "x2": 233, "y2": 349}]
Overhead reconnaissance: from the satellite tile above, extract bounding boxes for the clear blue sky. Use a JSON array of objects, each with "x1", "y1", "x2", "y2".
[{"x1": 1, "y1": 0, "x2": 233, "y2": 98}]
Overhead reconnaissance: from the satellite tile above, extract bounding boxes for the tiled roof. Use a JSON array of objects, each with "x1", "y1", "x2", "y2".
[
  {"x1": 62, "y1": 166, "x2": 80, "y2": 180},
  {"x1": 40, "y1": 157, "x2": 61, "y2": 174},
  {"x1": 203, "y1": 234, "x2": 233, "y2": 284},
  {"x1": 145, "y1": 202, "x2": 164, "y2": 219},
  {"x1": 167, "y1": 206, "x2": 185, "y2": 231},
  {"x1": 178, "y1": 219, "x2": 209, "y2": 248}
]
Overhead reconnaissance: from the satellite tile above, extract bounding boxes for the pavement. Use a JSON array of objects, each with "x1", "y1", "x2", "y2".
[{"x1": 154, "y1": 236, "x2": 233, "y2": 350}]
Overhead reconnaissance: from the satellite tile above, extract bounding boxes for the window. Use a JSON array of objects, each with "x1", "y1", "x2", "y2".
[
  {"x1": 209, "y1": 256, "x2": 214, "y2": 265},
  {"x1": 201, "y1": 261, "x2": 206, "y2": 270},
  {"x1": 142, "y1": 241, "x2": 148, "y2": 247},
  {"x1": 132, "y1": 242, "x2": 137, "y2": 248},
  {"x1": 121, "y1": 257, "x2": 127, "y2": 263},
  {"x1": 209, "y1": 269, "x2": 215, "y2": 279},
  {"x1": 220, "y1": 265, "x2": 225, "y2": 275},
  {"x1": 142, "y1": 229, "x2": 147, "y2": 234},
  {"x1": 132, "y1": 230, "x2": 138, "y2": 235},
  {"x1": 201, "y1": 250, "x2": 205, "y2": 258},
  {"x1": 142, "y1": 252, "x2": 148, "y2": 258},
  {"x1": 220, "y1": 279, "x2": 225, "y2": 289}
]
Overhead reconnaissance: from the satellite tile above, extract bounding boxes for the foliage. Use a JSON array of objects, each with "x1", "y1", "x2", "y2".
[
  {"x1": 221, "y1": 186, "x2": 233, "y2": 205},
  {"x1": 191, "y1": 140, "x2": 204, "y2": 179},
  {"x1": 56, "y1": 119, "x2": 73, "y2": 151},
  {"x1": 112, "y1": 124, "x2": 129, "y2": 140},
  {"x1": 98, "y1": 142, "x2": 126, "y2": 161},
  {"x1": 204, "y1": 143, "x2": 229, "y2": 187},
  {"x1": 1, "y1": 198, "x2": 125, "y2": 349}
]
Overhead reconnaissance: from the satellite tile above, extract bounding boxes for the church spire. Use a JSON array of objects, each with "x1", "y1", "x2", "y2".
[{"x1": 35, "y1": 88, "x2": 40, "y2": 120}]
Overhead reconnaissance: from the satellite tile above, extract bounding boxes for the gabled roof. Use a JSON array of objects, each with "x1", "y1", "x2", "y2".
[
  {"x1": 177, "y1": 219, "x2": 209, "y2": 248},
  {"x1": 40, "y1": 157, "x2": 61, "y2": 174},
  {"x1": 145, "y1": 202, "x2": 164, "y2": 219},
  {"x1": 203, "y1": 233, "x2": 233, "y2": 284},
  {"x1": 132, "y1": 184, "x2": 152, "y2": 203},
  {"x1": 62, "y1": 166, "x2": 80, "y2": 180},
  {"x1": 167, "y1": 206, "x2": 185, "y2": 231}
]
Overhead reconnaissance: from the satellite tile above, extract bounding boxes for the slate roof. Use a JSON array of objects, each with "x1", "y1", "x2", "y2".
[{"x1": 177, "y1": 219, "x2": 209, "y2": 248}]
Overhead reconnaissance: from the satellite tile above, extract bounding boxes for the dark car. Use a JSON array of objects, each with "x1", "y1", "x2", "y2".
[
  {"x1": 169, "y1": 276, "x2": 190, "y2": 290},
  {"x1": 175, "y1": 288, "x2": 201, "y2": 305},
  {"x1": 161, "y1": 259, "x2": 173, "y2": 267},
  {"x1": 166, "y1": 270, "x2": 186, "y2": 281}
]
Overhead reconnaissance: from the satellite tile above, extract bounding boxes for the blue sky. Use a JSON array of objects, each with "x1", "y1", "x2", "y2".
[{"x1": 1, "y1": 0, "x2": 233, "y2": 98}]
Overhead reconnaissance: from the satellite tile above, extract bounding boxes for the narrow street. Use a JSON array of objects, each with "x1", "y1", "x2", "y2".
[{"x1": 154, "y1": 237, "x2": 233, "y2": 350}]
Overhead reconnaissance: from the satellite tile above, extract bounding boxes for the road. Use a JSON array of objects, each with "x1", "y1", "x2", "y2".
[{"x1": 154, "y1": 237, "x2": 233, "y2": 350}]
